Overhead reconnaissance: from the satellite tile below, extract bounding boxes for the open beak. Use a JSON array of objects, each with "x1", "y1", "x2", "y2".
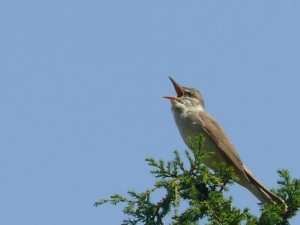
[{"x1": 163, "y1": 76, "x2": 184, "y2": 101}]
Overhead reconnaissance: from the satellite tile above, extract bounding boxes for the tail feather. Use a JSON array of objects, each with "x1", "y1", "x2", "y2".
[{"x1": 243, "y1": 166, "x2": 287, "y2": 212}]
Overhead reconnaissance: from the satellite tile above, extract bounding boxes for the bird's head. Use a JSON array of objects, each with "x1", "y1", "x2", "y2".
[{"x1": 163, "y1": 76, "x2": 205, "y2": 113}]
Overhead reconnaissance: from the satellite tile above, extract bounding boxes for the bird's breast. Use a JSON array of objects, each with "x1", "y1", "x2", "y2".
[
  {"x1": 174, "y1": 111, "x2": 205, "y2": 144},
  {"x1": 173, "y1": 111, "x2": 226, "y2": 168}
]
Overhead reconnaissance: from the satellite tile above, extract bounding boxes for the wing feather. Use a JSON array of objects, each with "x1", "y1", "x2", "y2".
[{"x1": 199, "y1": 111, "x2": 248, "y2": 180}]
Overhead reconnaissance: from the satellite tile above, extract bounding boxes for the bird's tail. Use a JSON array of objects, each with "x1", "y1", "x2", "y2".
[{"x1": 243, "y1": 166, "x2": 287, "y2": 212}]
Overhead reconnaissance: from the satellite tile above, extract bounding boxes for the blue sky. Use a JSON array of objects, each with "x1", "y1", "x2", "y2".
[{"x1": 1, "y1": 1, "x2": 299, "y2": 224}]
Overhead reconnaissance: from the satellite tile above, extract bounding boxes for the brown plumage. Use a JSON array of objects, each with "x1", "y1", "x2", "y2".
[{"x1": 163, "y1": 76, "x2": 287, "y2": 212}]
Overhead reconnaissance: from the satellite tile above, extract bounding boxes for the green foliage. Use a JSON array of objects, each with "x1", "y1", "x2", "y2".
[{"x1": 94, "y1": 135, "x2": 300, "y2": 224}]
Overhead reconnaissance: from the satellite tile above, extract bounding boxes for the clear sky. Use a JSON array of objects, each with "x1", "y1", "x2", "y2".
[{"x1": 1, "y1": 1, "x2": 299, "y2": 224}]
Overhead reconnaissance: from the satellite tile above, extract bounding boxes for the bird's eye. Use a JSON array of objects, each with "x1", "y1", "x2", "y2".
[{"x1": 185, "y1": 91, "x2": 194, "y2": 97}]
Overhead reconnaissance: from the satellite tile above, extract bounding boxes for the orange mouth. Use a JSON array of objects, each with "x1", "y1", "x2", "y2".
[{"x1": 163, "y1": 76, "x2": 183, "y2": 101}]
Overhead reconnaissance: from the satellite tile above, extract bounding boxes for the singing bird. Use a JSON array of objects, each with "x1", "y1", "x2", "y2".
[{"x1": 163, "y1": 76, "x2": 287, "y2": 211}]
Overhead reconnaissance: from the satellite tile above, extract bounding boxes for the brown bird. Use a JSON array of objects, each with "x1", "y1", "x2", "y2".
[{"x1": 163, "y1": 76, "x2": 287, "y2": 211}]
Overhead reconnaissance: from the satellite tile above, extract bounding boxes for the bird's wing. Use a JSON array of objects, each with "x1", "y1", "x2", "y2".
[{"x1": 199, "y1": 110, "x2": 248, "y2": 180}]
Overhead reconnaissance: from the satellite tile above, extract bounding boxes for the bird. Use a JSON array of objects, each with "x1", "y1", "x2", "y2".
[{"x1": 163, "y1": 76, "x2": 287, "y2": 211}]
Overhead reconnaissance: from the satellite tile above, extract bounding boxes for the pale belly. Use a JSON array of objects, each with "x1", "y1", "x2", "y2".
[{"x1": 174, "y1": 114, "x2": 228, "y2": 169}]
